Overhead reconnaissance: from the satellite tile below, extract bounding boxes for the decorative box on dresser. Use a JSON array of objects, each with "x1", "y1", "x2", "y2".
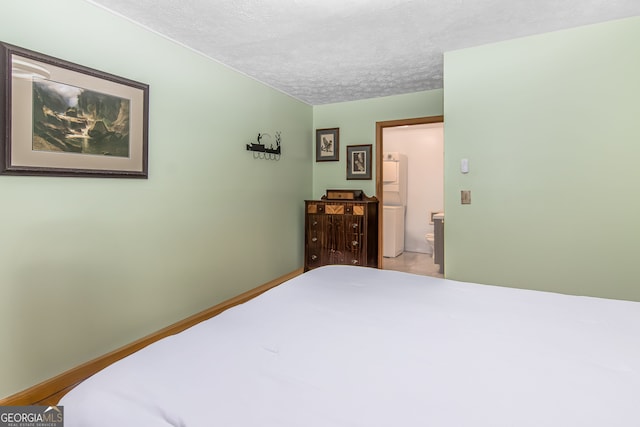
[{"x1": 304, "y1": 190, "x2": 379, "y2": 272}]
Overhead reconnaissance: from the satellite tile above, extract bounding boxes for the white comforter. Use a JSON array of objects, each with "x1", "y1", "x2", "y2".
[{"x1": 61, "y1": 265, "x2": 640, "y2": 426}]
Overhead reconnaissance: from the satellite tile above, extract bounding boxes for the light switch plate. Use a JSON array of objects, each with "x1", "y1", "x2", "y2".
[{"x1": 461, "y1": 158, "x2": 469, "y2": 173}]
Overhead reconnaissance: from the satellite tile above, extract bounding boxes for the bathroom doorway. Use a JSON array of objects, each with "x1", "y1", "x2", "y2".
[{"x1": 375, "y1": 116, "x2": 444, "y2": 277}]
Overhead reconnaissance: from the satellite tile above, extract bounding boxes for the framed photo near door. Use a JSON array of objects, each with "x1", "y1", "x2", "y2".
[{"x1": 346, "y1": 144, "x2": 371, "y2": 180}]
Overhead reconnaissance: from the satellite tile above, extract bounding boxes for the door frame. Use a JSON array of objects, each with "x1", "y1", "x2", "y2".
[{"x1": 375, "y1": 115, "x2": 444, "y2": 267}]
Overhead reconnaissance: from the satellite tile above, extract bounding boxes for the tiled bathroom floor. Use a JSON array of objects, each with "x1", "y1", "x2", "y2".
[{"x1": 382, "y1": 251, "x2": 444, "y2": 278}]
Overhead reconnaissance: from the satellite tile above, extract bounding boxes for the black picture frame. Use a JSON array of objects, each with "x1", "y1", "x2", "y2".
[
  {"x1": 346, "y1": 144, "x2": 372, "y2": 180},
  {"x1": 0, "y1": 41, "x2": 149, "y2": 178},
  {"x1": 315, "y1": 127, "x2": 339, "y2": 162}
]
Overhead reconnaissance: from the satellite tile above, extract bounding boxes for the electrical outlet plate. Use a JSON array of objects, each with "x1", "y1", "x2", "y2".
[{"x1": 461, "y1": 190, "x2": 471, "y2": 204}]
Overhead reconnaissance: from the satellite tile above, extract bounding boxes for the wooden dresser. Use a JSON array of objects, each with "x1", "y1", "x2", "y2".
[{"x1": 304, "y1": 192, "x2": 379, "y2": 271}]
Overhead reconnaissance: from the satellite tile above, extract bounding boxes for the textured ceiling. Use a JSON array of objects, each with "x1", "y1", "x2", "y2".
[{"x1": 88, "y1": 0, "x2": 640, "y2": 105}]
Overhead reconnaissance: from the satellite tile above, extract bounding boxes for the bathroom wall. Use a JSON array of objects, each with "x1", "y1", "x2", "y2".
[
  {"x1": 443, "y1": 16, "x2": 640, "y2": 301},
  {"x1": 0, "y1": 0, "x2": 312, "y2": 398},
  {"x1": 383, "y1": 123, "x2": 444, "y2": 254}
]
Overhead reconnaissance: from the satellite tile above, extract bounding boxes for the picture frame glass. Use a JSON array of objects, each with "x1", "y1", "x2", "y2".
[
  {"x1": 318, "y1": 133, "x2": 335, "y2": 158},
  {"x1": 350, "y1": 150, "x2": 367, "y2": 175}
]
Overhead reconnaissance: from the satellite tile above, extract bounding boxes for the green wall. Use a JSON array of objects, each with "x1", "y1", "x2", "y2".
[
  {"x1": 4, "y1": 0, "x2": 638, "y2": 401},
  {"x1": 0, "y1": 0, "x2": 312, "y2": 397},
  {"x1": 312, "y1": 90, "x2": 443, "y2": 199},
  {"x1": 444, "y1": 17, "x2": 640, "y2": 301}
]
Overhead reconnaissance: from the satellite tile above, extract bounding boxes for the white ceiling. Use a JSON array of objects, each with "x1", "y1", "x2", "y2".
[{"x1": 88, "y1": 0, "x2": 640, "y2": 105}]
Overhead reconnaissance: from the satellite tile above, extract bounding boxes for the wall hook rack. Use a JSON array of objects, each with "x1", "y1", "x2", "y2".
[{"x1": 246, "y1": 132, "x2": 281, "y2": 160}]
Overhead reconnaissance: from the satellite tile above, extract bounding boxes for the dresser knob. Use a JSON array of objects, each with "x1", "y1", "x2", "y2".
[
  {"x1": 352, "y1": 223, "x2": 358, "y2": 228},
  {"x1": 311, "y1": 255, "x2": 318, "y2": 260},
  {"x1": 312, "y1": 237, "x2": 317, "y2": 242},
  {"x1": 312, "y1": 221, "x2": 318, "y2": 226},
  {"x1": 352, "y1": 240, "x2": 358, "y2": 246},
  {"x1": 351, "y1": 260, "x2": 359, "y2": 264}
]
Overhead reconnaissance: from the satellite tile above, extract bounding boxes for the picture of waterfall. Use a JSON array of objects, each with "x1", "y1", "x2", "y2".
[{"x1": 32, "y1": 79, "x2": 130, "y2": 157}]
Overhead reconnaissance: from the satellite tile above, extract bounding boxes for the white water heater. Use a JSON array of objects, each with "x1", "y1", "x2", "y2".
[
  {"x1": 382, "y1": 152, "x2": 408, "y2": 257},
  {"x1": 382, "y1": 152, "x2": 407, "y2": 207}
]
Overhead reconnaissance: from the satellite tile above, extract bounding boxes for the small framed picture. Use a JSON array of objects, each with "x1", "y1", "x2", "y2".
[
  {"x1": 315, "y1": 128, "x2": 339, "y2": 162},
  {"x1": 346, "y1": 144, "x2": 372, "y2": 180}
]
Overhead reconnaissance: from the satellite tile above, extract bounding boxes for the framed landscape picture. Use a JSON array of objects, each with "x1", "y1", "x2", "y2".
[
  {"x1": 0, "y1": 42, "x2": 149, "y2": 178},
  {"x1": 315, "y1": 127, "x2": 339, "y2": 162}
]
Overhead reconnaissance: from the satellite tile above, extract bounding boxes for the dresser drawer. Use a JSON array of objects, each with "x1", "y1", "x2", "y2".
[
  {"x1": 307, "y1": 203, "x2": 323, "y2": 214},
  {"x1": 308, "y1": 203, "x2": 361, "y2": 215},
  {"x1": 306, "y1": 215, "x2": 324, "y2": 246},
  {"x1": 325, "y1": 204, "x2": 344, "y2": 215}
]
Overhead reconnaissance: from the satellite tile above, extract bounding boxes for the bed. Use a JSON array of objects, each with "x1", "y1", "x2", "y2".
[{"x1": 60, "y1": 265, "x2": 640, "y2": 426}]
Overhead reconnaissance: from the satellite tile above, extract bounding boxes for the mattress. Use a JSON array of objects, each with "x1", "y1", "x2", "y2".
[{"x1": 60, "y1": 265, "x2": 640, "y2": 426}]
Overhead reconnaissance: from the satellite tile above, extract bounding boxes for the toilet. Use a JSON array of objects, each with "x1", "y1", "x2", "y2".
[{"x1": 425, "y1": 233, "x2": 435, "y2": 257}]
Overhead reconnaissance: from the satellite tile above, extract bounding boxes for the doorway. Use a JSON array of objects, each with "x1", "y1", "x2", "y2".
[{"x1": 375, "y1": 116, "x2": 444, "y2": 276}]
